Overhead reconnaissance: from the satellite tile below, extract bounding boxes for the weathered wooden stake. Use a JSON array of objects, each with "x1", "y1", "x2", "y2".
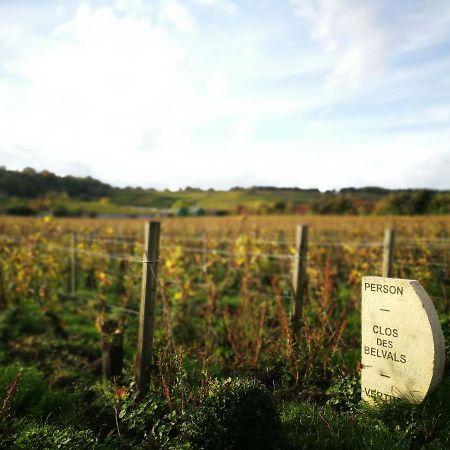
[
  {"x1": 291, "y1": 224, "x2": 308, "y2": 342},
  {"x1": 136, "y1": 221, "x2": 160, "y2": 397},
  {"x1": 202, "y1": 232, "x2": 208, "y2": 275},
  {"x1": 382, "y1": 228, "x2": 395, "y2": 278},
  {"x1": 102, "y1": 330, "x2": 123, "y2": 380},
  {"x1": 70, "y1": 232, "x2": 77, "y2": 295}
]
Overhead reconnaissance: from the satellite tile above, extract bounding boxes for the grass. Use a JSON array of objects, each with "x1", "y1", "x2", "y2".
[
  {"x1": 279, "y1": 377, "x2": 450, "y2": 450},
  {"x1": 280, "y1": 401, "x2": 403, "y2": 450},
  {"x1": 1, "y1": 359, "x2": 449, "y2": 449}
]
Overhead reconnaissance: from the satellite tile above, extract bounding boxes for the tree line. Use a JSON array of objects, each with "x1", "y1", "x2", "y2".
[{"x1": 0, "y1": 167, "x2": 448, "y2": 216}]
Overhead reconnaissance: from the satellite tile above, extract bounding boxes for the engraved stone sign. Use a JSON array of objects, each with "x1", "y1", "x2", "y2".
[{"x1": 361, "y1": 276, "x2": 445, "y2": 403}]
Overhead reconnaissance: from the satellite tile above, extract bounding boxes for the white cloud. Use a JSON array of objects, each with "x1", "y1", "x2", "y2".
[
  {"x1": 114, "y1": 0, "x2": 147, "y2": 16},
  {"x1": 1, "y1": 24, "x2": 23, "y2": 48},
  {"x1": 291, "y1": 0, "x2": 450, "y2": 93},
  {"x1": 0, "y1": 2, "x2": 202, "y2": 183},
  {"x1": 191, "y1": 0, "x2": 237, "y2": 15},
  {"x1": 402, "y1": 1, "x2": 450, "y2": 51},
  {"x1": 0, "y1": 0, "x2": 448, "y2": 190},
  {"x1": 291, "y1": 0, "x2": 391, "y2": 90},
  {"x1": 0, "y1": 1, "x2": 309, "y2": 188},
  {"x1": 158, "y1": 0, "x2": 196, "y2": 32}
]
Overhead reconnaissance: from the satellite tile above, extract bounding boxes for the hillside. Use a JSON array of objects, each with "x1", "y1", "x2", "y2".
[{"x1": 0, "y1": 167, "x2": 448, "y2": 216}]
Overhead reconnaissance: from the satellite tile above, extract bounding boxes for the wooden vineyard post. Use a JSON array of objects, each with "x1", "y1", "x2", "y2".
[
  {"x1": 70, "y1": 232, "x2": 78, "y2": 295},
  {"x1": 202, "y1": 232, "x2": 208, "y2": 275},
  {"x1": 291, "y1": 224, "x2": 308, "y2": 343},
  {"x1": 136, "y1": 221, "x2": 161, "y2": 398},
  {"x1": 382, "y1": 228, "x2": 395, "y2": 278},
  {"x1": 102, "y1": 328, "x2": 123, "y2": 381}
]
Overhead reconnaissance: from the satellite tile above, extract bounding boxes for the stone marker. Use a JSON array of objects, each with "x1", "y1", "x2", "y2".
[{"x1": 361, "y1": 276, "x2": 445, "y2": 403}]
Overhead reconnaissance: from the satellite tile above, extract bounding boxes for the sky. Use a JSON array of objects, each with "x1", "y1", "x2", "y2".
[{"x1": 1, "y1": 0, "x2": 449, "y2": 191}]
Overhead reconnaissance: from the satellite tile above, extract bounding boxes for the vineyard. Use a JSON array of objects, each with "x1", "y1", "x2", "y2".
[{"x1": 0, "y1": 215, "x2": 449, "y2": 449}]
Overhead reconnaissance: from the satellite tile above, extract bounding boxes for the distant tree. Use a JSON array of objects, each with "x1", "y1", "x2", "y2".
[
  {"x1": 375, "y1": 193, "x2": 413, "y2": 215},
  {"x1": 375, "y1": 190, "x2": 436, "y2": 215},
  {"x1": 52, "y1": 205, "x2": 70, "y2": 217},
  {"x1": 427, "y1": 192, "x2": 450, "y2": 214},
  {"x1": 175, "y1": 206, "x2": 189, "y2": 217},
  {"x1": 310, "y1": 195, "x2": 357, "y2": 215},
  {"x1": 411, "y1": 190, "x2": 434, "y2": 214},
  {"x1": 190, "y1": 206, "x2": 205, "y2": 216},
  {"x1": 273, "y1": 201, "x2": 286, "y2": 213},
  {"x1": 340, "y1": 186, "x2": 389, "y2": 197},
  {"x1": 6, "y1": 206, "x2": 36, "y2": 216},
  {"x1": 353, "y1": 198, "x2": 375, "y2": 215},
  {"x1": 215, "y1": 210, "x2": 228, "y2": 216},
  {"x1": 0, "y1": 167, "x2": 112, "y2": 199}
]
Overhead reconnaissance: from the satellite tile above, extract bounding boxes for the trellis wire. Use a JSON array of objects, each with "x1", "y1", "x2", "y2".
[{"x1": 58, "y1": 290, "x2": 139, "y2": 315}]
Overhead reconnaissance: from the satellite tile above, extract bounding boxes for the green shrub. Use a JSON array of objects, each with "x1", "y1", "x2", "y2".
[
  {"x1": 326, "y1": 375, "x2": 361, "y2": 412},
  {"x1": 93, "y1": 380, "x2": 179, "y2": 448},
  {"x1": 188, "y1": 377, "x2": 280, "y2": 450}
]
